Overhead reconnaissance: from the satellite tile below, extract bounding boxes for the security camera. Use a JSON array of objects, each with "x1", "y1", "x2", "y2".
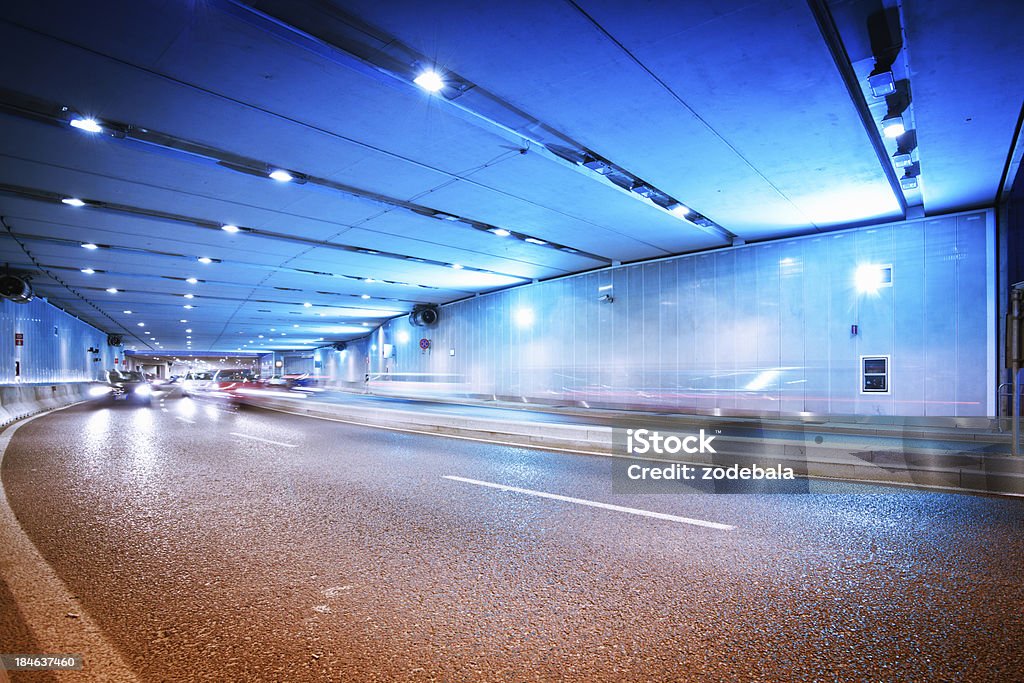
[{"x1": 598, "y1": 294, "x2": 614, "y2": 303}]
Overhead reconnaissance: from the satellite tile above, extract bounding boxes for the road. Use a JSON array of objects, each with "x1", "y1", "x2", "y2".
[{"x1": 1, "y1": 392, "x2": 1023, "y2": 681}]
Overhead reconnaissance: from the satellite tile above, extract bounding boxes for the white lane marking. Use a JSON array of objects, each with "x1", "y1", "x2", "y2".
[
  {"x1": 229, "y1": 432, "x2": 297, "y2": 448},
  {"x1": 443, "y1": 476, "x2": 735, "y2": 530},
  {"x1": 0, "y1": 405, "x2": 141, "y2": 681},
  {"x1": 175, "y1": 416, "x2": 195, "y2": 424}
]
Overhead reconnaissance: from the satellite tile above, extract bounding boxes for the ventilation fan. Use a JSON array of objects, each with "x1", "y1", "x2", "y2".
[
  {"x1": 107, "y1": 334, "x2": 123, "y2": 347},
  {"x1": 0, "y1": 274, "x2": 33, "y2": 303},
  {"x1": 409, "y1": 304, "x2": 440, "y2": 327}
]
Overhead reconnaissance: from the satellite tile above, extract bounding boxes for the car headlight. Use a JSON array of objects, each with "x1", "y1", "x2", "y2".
[
  {"x1": 134, "y1": 385, "x2": 152, "y2": 396},
  {"x1": 89, "y1": 385, "x2": 112, "y2": 397}
]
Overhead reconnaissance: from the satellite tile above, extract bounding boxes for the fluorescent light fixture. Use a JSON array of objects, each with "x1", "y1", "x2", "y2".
[
  {"x1": 489, "y1": 228, "x2": 511, "y2": 237},
  {"x1": 269, "y1": 169, "x2": 294, "y2": 182},
  {"x1": 668, "y1": 203, "x2": 691, "y2": 219},
  {"x1": 303, "y1": 302, "x2": 312, "y2": 308},
  {"x1": 892, "y1": 151, "x2": 914, "y2": 168},
  {"x1": 69, "y1": 117, "x2": 102, "y2": 133},
  {"x1": 123, "y1": 310, "x2": 132, "y2": 314},
  {"x1": 900, "y1": 174, "x2": 919, "y2": 190},
  {"x1": 413, "y1": 69, "x2": 445, "y2": 92},
  {"x1": 106, "y1": 287, "x2": 118, "y2": 293},
  {"x1": 867, "y1": 71, "x2": 896, "y2": 98},
  {"x1": 183, "y1": 293, "x2": 194, "y2": 299},
  {"x1": 524, "y1": 237, "x2": 547, "y2": 246},
  {"x1": 186, "y1": 277, "x2": 198, "y2": 284},
  {"x1": 81, "y1": 268, "x2": 95, "y2": 274},
  {"x1": 183, "y1": 304, "x2": 194, "y2": 309},
  {"x1": 360, "y1": 294, "x2": 371, "y2": 299},
  {"x1": 882, "y1": 114, "x2": 905, "y2": 139},
  {"x1": 221, "y1": 224, "x2": 241, "y2": 233},
  {"x1": 450, "y1": 263, "x2": 464, "y2": 270},
  {"x1": 180, "y1": 319, "x2": 188, "y2": 322},
  {"x1": 137, "y1": 322, "x2": 145, "y2": 327},
  {"x1": 186, "y1": 328, "x2": 192, "y2": 333},
  {"x1": 63, "y1": 198, "x2": 86, "y2": 207},
  {"x1": 197, "y1": 257, "x2": 213, "y2": 264}
]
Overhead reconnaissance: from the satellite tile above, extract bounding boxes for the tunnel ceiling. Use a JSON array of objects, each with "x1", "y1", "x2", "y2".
[{"x1": 0, "y1": 0, "x2": 1020, "y2": 354}]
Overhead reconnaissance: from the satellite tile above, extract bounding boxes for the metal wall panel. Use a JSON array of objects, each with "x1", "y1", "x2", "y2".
[
  {"x1": 0, "y1": 297, "x2": 121, "y2": 384},
  {"x1": 324, "y1": 210, "x2": 992, "y2": 417}
]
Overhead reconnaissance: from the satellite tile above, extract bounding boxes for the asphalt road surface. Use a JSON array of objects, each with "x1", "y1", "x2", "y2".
[{"x1": 2, "y1": 393, "x2": 1023, "y2": 681}]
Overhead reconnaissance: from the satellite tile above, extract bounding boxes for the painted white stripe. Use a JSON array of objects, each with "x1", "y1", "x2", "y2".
[
  {"x1": 443, "y1": 475, "x2": 735, "y2": 530},
  {"x1": 229, "y1": 432, "x2": 297, "y2": 448},
  {"x1": 175, "y1": 416, "x2": 195, "y2": 424},
  {"x1": 0, "y1": 405, "x2": 141, "y2": 681}
]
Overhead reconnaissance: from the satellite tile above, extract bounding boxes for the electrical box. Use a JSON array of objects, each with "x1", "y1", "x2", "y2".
[{"x1": 860, "y1": 355, "x2": 890, "y2": 393}]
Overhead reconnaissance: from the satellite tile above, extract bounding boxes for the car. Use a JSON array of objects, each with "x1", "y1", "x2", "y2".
[
  {"x1": 181, "y1": 371, "x2": 214, "y2": 396},
  {"x1": 106, "y1": 369, "x2": 154, "y2": 405}
]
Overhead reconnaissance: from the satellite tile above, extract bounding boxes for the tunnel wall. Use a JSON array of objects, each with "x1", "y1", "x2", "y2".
[
  {"x1": 0, "y1": 296, "x2": 122, "y2": 384},
  {"x1": 337, "y1": 210, "x2": 995, "y2": 417}
]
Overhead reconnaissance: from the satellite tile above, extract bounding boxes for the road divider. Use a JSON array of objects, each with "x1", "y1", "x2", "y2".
[{"x1": 235, "y1": 394, "x2": 1024, "y2": 496}]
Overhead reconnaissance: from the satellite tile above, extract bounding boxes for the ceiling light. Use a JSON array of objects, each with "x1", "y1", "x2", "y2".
[
  {"x1": 183, "y1": 293, "x2": 194, "y2": 299},
  {"x1": 524, "y1": 237, "x2": 547, "y2": 246},
  {"x1": 489, "y1": 228, "x2": 511, "y2": 237},
  {"x1": 184, "y1": 304, "x2": 194, "y2": 309},
  {"x1": 293, "y1": 324, "x2": 299, "y2": 328},
  {"x1": 630, "y1": 184, "x2": 657, "y2": 199},
  {"x1": 867, "y1": 71, "x2": 896, "y2": 98},
  {"x1": 69, "y1": 117, "x2": 102, "y2": 133},
  {"x1": 106, "y1": 287, "x2": 118, "y2": 293},
  {"x1": 221, "y1": 224, "x2": 241, "y2": 233},
  {"x1": 582, "y1": 157, "x2": 614, "y2": 175},
  {"x1": 180, "y1": 319, "x2": 188, "y2": 323},
  {"x1": 62, "y1": 198, "x2": 86, "y2": 207},
  {"x1": 450, "y1": 263, "x2": 464, "y2": 270},
  {"x1": 81, "y1": 268, "x2": 95, "y2": 274},
  {"x1": 668, "y1": 203, "x2": 692, "y2": 219},
  {"x1": 303, "y1": 302, "x2": 312, "y2": 308},
  {"x1": 123, "y1": 310, "x2": 132, "y2": 314},
  {"x1": 413, "y1": 69, "x2": 445, "y2": 92},
  {"x1": 900, "y1": 174, "x2": 919, "y2": 190},
  {"x1": 186, "y1": 277, "x2": 198, "y2": 284},
  {"x1": 882, "y1": 114, "x2": 905, "y2": 139},
  {"x1": 197, "y1": 257, "x2": 214, "y2": 264},
  {"x1": 892, "y1": 151, "x2": 914, "y2": 168},
  {"x1": 360, "y1": 294, "x2": 371, "y2": 299},
  {"x1": 363, "y1": 278, "x2": 375, "y2": 283},
  {"x1": 137, "y1": 322, "x2": 145, "y2": 327},
  {"x1": 186, "y1": 328, "x2": 192, "y2": 333},
  {"x1": 269, "y1": 169, "x2": 294, "y2": 182}
]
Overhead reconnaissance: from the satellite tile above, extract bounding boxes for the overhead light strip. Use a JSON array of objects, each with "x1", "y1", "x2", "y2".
[{"x1": 0, "y1": 88, "x2": 608, "y2": 264}]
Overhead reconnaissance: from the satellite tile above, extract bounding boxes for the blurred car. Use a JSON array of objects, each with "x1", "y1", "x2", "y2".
[
  {"x1": 181, "y1": 371, "x2": 214, "y2": 396},
  {"x1": 209, "y1": 369, "x2": 260, "y2": 397},
  {"x1": 106, "y1": 369, "x2": 153, "y2": 405}
]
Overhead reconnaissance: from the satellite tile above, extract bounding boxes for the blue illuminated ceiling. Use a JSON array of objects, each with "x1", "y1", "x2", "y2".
[{"x1": 0, "y1": 0, "x2": 1020, "y2": 353}]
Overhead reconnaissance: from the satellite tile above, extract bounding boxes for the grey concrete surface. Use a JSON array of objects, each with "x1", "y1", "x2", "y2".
[{"x1": 2, "y1": 393, "x2": 1023, "y2": 681}]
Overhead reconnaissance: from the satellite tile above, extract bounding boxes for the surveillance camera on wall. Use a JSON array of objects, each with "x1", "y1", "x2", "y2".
[
  {"x1": 0, "y1": 273, "x2": 34, "y2": 304},
  {"x1": 409, "y1": 304, "x2": 440, "y2": 327},
  {"x1": 598, "y1": 293, "x2": 614, "y2": 303}
]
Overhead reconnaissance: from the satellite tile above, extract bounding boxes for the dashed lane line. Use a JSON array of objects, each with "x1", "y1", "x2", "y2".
[
  {"x1": 442, "y1": 475, "x2": 735, "y2": 530},
  {"x1": 229, "y1": 432, "x2": 297, "y2": 448}
]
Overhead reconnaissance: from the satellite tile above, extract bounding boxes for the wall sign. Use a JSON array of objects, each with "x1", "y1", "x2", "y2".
[
  {"x1": 419, "y1": 338, "x2": 431, "y2": 350},
  {"x1": 14, "y1": 333, "x2": 23, "y2": 347}
]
